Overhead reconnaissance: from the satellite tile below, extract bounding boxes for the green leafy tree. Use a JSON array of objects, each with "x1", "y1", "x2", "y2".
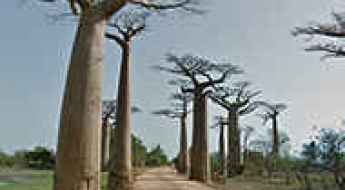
[
  {"x1": 25, "y1": 146, "x2": 55, "y2": 170},
  {"x1": 131, "y1": 135, "x2": 148, "y2": 168},
  {"x1": 146, "y1": 145, "x2": 169, "y2": 167}
]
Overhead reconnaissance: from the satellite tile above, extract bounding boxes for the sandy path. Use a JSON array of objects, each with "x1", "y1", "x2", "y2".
[{"x1": 133, "y1": 167, "x2": 216, "y2": 190}]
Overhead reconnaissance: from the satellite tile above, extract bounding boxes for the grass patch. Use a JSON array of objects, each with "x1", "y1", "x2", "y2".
[
  {"x1": 0, "y1": 170, "x2": 137, "y2": 190},
  {"x1": 0, "y1": 170, "x2": 53, "y2": 190}
]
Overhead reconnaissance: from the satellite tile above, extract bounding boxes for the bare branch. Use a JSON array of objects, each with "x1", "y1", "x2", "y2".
[
  {"x1": 239, "y1": 101, "x2": 259, "y2": 116},
  {"x1": 128, "y1": 0, "x2": 199, "y2": 13},
  {"x1": 293, "y1": 13, "x2": 345, "y2": 38},
  {"x1": 105, "y1": 32, "x2": 126, "y2": 47},
  {"x1": 306, "y1": 43, "x2": 345, "y2": 59},
  {"x1": 256, "y1": 101, "x2": 287, "y2": 117},
  {"x1": 107, "y1": 8, "x2": 150, "y2": 43},
  {"x1": 209, "y1": 94, "x2": 230, "y2": 110},
  {"x1": 203, "y1": 65, "x2": 242, "y2": 87},
  {"x1": 293, "y1": 11, "x2": 345, "y2": 60},
  {"x1": 157, "y1": 53, "x2": 242, "y2": 96},
  {"x1": 166, "y1": 54, "x2": 199, "y2": 85},
  {"x1": 152, "y1": 109, "x2": 182, "y2": 119},
  {"x1": 211, "y1": 81, "x2": 260, "y2": 115}
]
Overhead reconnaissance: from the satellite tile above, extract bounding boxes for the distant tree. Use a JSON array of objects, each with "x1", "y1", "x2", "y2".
[
  {"x1": 293, "y1": 12, "x2": 345, "y2": 60},
  {"x1": 210, "y1": 81, "x2": 260, "y2": 177},
  {"x1": 242, "y1": 125, "x2": 254, "y2": 164},
  {"x1": 101, "y1": 99, "x2": 141, "y2": 171},
  {"x1": 210, "y1": 116, "x2": 228, "y2": 176},
  {"x1": 146, "y1": 145, "x2": 169, "y2": 167},
  {"x1": 24, "y1": 146, "x2": 55, "y2": 170},
  {"x1": 0, "y1": 151, "x2": 15, "y2": 168},
  {"x1": 153, "y1": 88, "x2": 192, "y2": 174},
  {"x1": 209, "y1": 152, "x2": 221, "y2": 177},
  {"x1": 316, "y1": 128, "x2": 345, "y2": 189},
  {"x1": 256, "y1": 101, "x2": 287, "y2": 156},
  {"x1": 101, "y1": 100, "x2": 116, "y2": 171},
  {"x1": 301, "y1": 128, "x2": 345, "y2": 189},
  {"x1": 155, "y1": 54, "x2": 242, "y2": 182},
  {"x1": 131, "y1": 135, "x2": 147, "y2": 168},
  {"x1": 0, "y1": 147, "x2": 55, "y2": 169}
]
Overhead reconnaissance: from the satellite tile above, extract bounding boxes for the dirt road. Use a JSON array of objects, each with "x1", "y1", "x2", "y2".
[{"x1": 133, "y1": 167, "x2": 216, "y2": 190}]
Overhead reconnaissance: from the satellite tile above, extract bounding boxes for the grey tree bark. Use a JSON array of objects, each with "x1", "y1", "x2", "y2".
[
  {"x1": 219, "y1": 123, "x2": 226, "y2": 176},
  {"x1": 54, "y1": 14, "x2": 106, "y2": 190},
  {"x1": 272, "y1": 117, "x2": 279, "y2": 156},
  {"x1": 228, "y1": 109, "x2": 241, "y2": 177},
  {"x1": 101, "y1": 120, "x2": 111, "y2": 171},
  {"x1": 108, "y1": 42, "x2": 133, "y2": 190},
  {"x1": 190, "y1": 93, "x2": 209, "y2": 182},
  {"x1": 178, "y1": 116, "x2": 189, "y2": 174}
]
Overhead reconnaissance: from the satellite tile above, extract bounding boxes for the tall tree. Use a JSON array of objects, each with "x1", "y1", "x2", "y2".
[
  {"x1": 210, "y1": 81, "x2": 260, "y2": 177},
  {"x1": 40, "y1": 0, "x2": 195, "y2": 189},
  {"x1": 155, "y1": 54, "x2": 242, "y2": 182},
  {"x1": 105, "y1": 9, "x2": 148, "y2": 190},
  {"x1": 101, "y1": 100, "x2": 117, "y2": 171},
  {"x1": 101, "y1": 100, "x2": 141, "y2": 172},
  {"x1": 210, "y1": 116, "x2": 228, "y2": 176},
  {"x1": 293, "y1": 12, "x2": 345, "y2": 59},
  {"x1": 153, "y1": 88, "x2": 192, "y2": 174},
  {"x1": 105, "y1": 5, "x2": 196, "y2": 188},
  {"x1": 256, "y1": 101, "x2": 287, "y2": 156},
  {"x1": 242, "y1": 125, "x2": 254, "y2": 164}
]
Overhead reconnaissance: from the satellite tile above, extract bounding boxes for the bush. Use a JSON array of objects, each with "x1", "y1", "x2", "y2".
[
  {"x1": 145, "y1": 145, "x2": 169, "y2": 167},
  {"x1": 24, "y1": 146, "x2": 55, "y2": 170},
  {"x1": 0, "y1": 151, "x2": 15, "y2": 167},
  {"x1": 0, "y1": 147, "x2": 55, "y2": 170}
]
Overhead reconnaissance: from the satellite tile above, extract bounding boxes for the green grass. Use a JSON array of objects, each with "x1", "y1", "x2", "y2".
[
  {"x1": 0, "y1": 170, "x2": 53, "y2": 190},
  {"x1": 0, "y1": 170, "x2": 110, "y2": 190}
]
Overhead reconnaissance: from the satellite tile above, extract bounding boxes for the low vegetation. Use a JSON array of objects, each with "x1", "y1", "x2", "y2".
[{"x1": 0, "y1": 135, "x2": 170, "y2": 190}]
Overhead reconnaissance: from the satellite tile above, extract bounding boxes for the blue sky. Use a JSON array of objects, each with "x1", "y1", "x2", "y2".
[{"x1": 1, "y1": 0, "x2": 345, "y2": 157}]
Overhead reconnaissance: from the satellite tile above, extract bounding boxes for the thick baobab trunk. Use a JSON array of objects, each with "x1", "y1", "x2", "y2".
[
  {"x1": 178, "y1": 116, "x2": 188, "y2": 174},
  {"x1": 108, "y1": 41, "x2": 132, "y2": 190},
  {"x1": 219, "y1": 124, "x2": 226, "y2": 176},
  {"x1": 54, "y1": 14, "x2": 106, "y2": 190},
  {"x1": 190, "y1": 93, "x2": 209, "y2": 182},
  {"x1": 101, "y1": 120, "x2": 111, "y2": 171},
  {"x1": 272, "y1": 117, "x2": 279, "y2": 156},
  {"x1": 227, "y1": 110, "x2": 241, "y2": 177}
]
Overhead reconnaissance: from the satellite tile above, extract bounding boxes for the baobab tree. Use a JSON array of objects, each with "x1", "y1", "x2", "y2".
[
  {"x1": 256, "y1": 101, "x2": 287, "y2": 156},
  {"x1": 152, "y1": 88, "x2": 192, "y2": 174},
  {"x1": 155, "y1": 54, "x2": 242, "y2": 182},
  {"x1": 37, "y1": 0, "x2": 196, "y2": 189},
  {"x1": 105, "y1": 9, "x2": 148, "y2": 190},
  {"x1": 101, "y1": 100, "x2": 116, "y2": 171},
  {"x1": 210, "y1": 81, "x2": 260, "y2": 177},
  {"x1": 242, "y1": 125, "x2": 254, "y2": 164},
  {"x1": 292, "y1": 12, "x2": 345, "y2": 59},
  {"x1": 101, "y1": 100, "x2": 141, "y2": 172},
  {"x1": 210, "y1": 116, "x2": 228, "y2": 176}
]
